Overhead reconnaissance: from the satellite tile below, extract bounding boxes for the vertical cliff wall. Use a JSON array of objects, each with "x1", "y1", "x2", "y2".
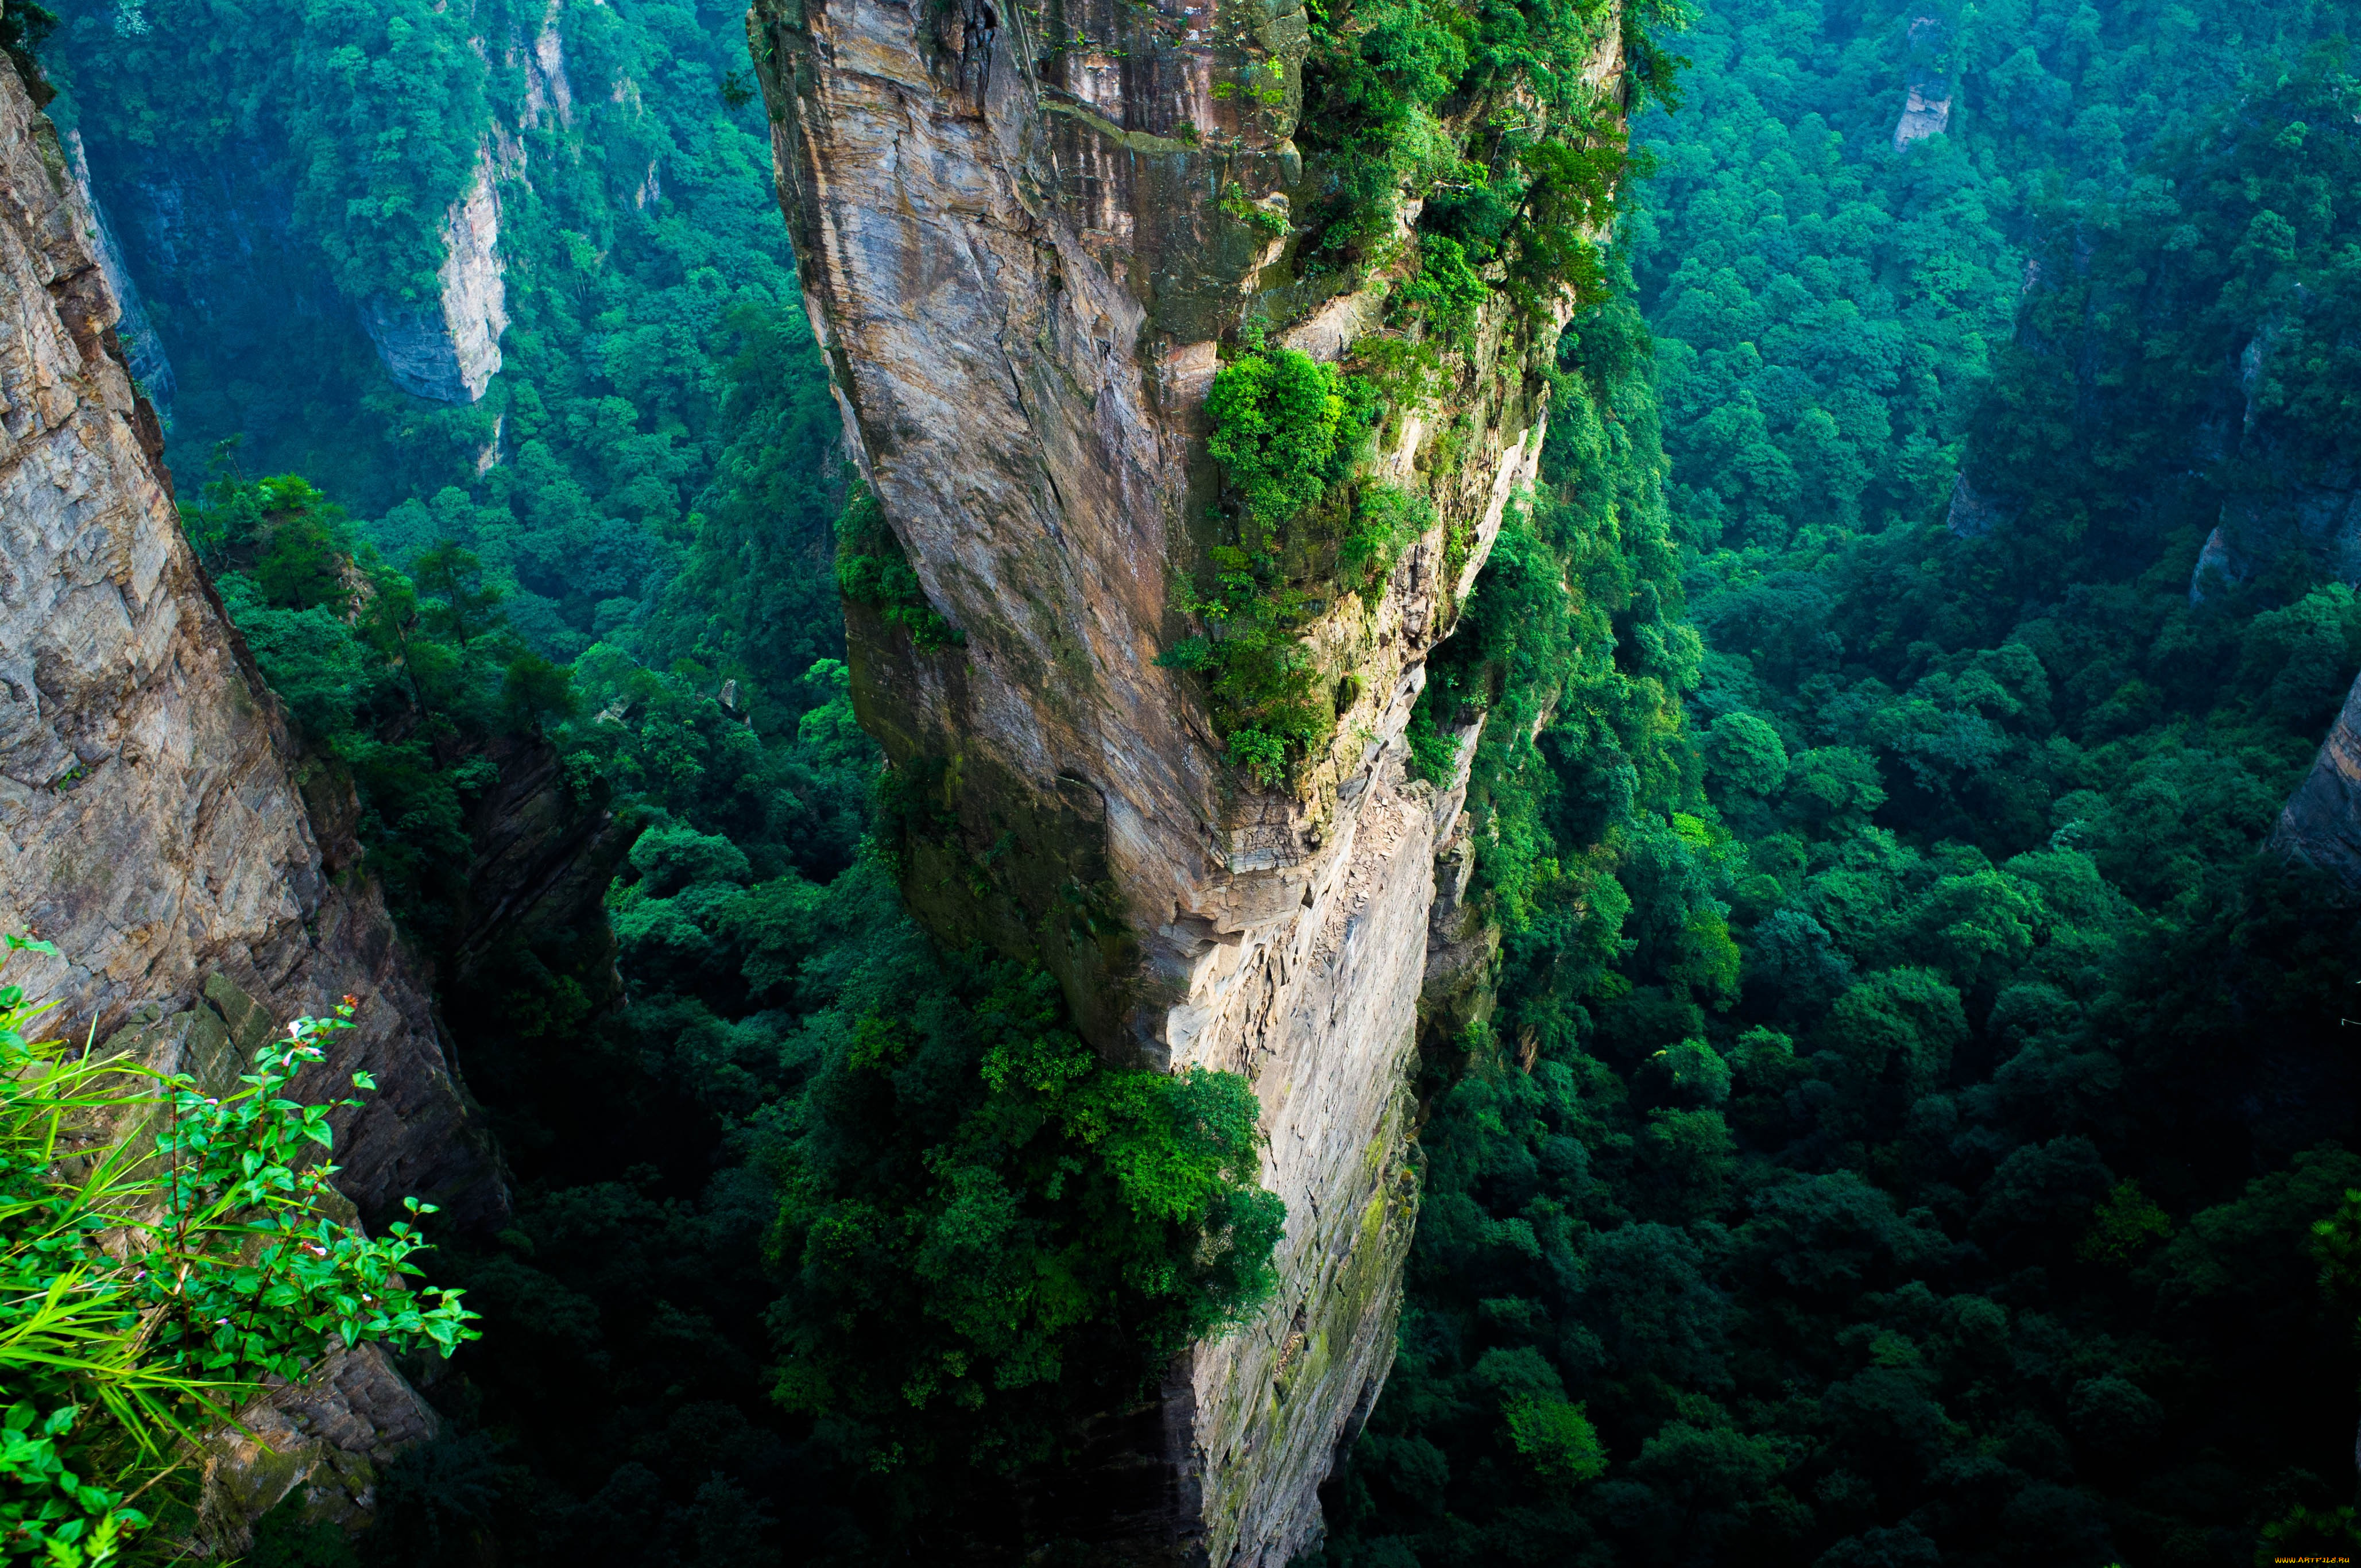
[
  {"x1": 0, "y1": 57, "x2": 504, "y2": 1225},
  {"x1": 359, "y1": 147, "x2": 510, "y2": 403},
  {"x1": 748, "y1": 0, "x2": 1617, "y2": 1555},
  {"x1": 59, "y1": 126, "x2": 173, "y2": 415}
]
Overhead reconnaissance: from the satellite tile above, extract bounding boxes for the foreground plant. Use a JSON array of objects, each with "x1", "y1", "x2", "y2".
[{"x1": 0, "y1": 936, "x2": 478, "y2": 1565}]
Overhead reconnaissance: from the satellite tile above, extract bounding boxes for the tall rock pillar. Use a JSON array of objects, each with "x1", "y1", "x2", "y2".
[{"x1": 748, "y1": 0, "x2": 1620, "y2": 1555}]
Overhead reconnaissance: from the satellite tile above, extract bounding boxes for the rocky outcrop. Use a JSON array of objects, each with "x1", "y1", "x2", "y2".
[
  {"x1": 1893, "y1": 14, "x2": 1953, "y2": 150},
  {"x1": 2270, "y1": 671, "x2": 2361, "y2": 886},
  {"x1": 2188, "y1": 524, "x2": 2239, "y2": 602},
  {"x1": 360, "y1": 149, "x2": 508, "y2": 403},
  {"x1": 1419, "y1": 717, "x2": 1496, "y2": 1040},
  {"x1": 0, "y1": 57, "x2": 505, "y2": 1228},
  {"x1": 525, "y1": 0, "x2": 576, "y2": 129},
  {"x1": 193, "y1": 1342, "x2": 442, "y2": 1558},
  {"x1": 1945, "y1": 471, "x2": 2016, "y2": 538},
  {"x1": 2203, "y1": 462, "x2": 2361, "y2": 591},
  {"x1": 447, "y1": 729, "x2": 636, "y2": 990},
  {"x1": 2193, "y1": 323, "x2": 2361, "y2": 590},
  {"x1": 750, "y1": 0, "x2": 1617, "y2": 1552}
]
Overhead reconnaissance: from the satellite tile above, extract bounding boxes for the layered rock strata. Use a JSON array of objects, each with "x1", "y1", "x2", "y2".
[
  {"x1": 0, "y1": 57, "x2": 505, "y2": 1227},
  {"x1": 193, "y1": 1342, "x2": 442, "y2": 1557},
  {"x1": 750, "y1": 0, "x2": 1617, "y2": 1555}
]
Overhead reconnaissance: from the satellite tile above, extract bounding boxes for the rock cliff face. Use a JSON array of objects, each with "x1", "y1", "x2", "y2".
[
  {"x1": 0, "y1": 57, "x2": 505, "y2": 1228},
  {"x1": 748, "y1": 0, "x2": 1616, "y2": 1554},
  {"x1": 360, "y1": 150, "x2": 510, "y2": 403},
  {"x1": 2185, "y1": 322, "x2": 2361, "y2": 597},
  {"x1": 2270, "y1": 671, "x2": 2361, "y2": 885},
  {"x1": 1892, "y1": 14, "x2": 1953, "y2": 152},
  {"x1": 60, "y1": 128, "x2": 173, "y2": 416},
  {"x1": 0, "y1": 50, "x2": 511, "y2": 1543}
]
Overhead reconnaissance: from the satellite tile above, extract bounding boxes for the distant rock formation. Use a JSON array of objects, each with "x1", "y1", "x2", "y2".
[
  {"x1": 2271, "y1": 671, "x2": 2361, "y2": 886},
  {"x1": 1894, "y1": 15, "x2": 1953, "y2": 151},
  {"x1": 1945, "y1": 471, "x2": 2016, "y2": 537},
  {"x1": 2188, "y1": 524, "x2": 2240, "y2": 602},
  {"x1": 526, "y1": 0, "x2": 575, "y2": 129},
  {"x1": 61, "y1": 127, "x2": 173, "y2": 416},
  {"x1": 66, "y1": 0, "x2": 585, "y2": 408},
  {"x1": 2188, "y1": 318, "x2": 2361, "y2": 593},
  {"x1": 360, "y1": 149, "x2": 509, "y2": 402}
]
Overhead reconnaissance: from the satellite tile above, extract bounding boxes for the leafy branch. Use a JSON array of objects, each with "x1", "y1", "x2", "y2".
[{"x1": 0, "y1": 939, "x2": 479, "y2": 1565}]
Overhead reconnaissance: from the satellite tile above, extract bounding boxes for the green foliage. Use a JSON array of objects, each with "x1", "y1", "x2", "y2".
[
  {"x1": 1161, "y1": 543, "x2": 1333, "y2": 788},
  {"x1": 2259, "y1": 1504, "x2": 2361, "y2": 1566},
  {"x1": 1704, "y1": 710, "x2": 1786, "y2": 795},
  {"x1": 832, "y1": 481, "x2": 962, "y2": 653},
  {"x1": 0, "y1": 0, "x2": 55, "y2": 102},
  {"x1": 0, "y1": 944, "x2": 475, "y2": 1565},
  {"x1": 1501, "y1": 1395, "x2": 1607, "y2": 1487},
  {"x1": 191, "y1": 473, "x2": 535, "y2": 932},
  {"x1": 1218, "y1": 181, "x2": 1290, "y2": 237},
  {"x1": 1174, "y1": 0, "x2": 1658, "y2": 796},
  {"x1": 1397, "y1": 233, "x2": 1486, "y2": 348},
  {"x1": 1338, "y1": 483, "x2": 1437, "y2": 599},
  {"x1": 246, "y1": 478, "x2": 352, "y2": 610},
  {"x1": 1295, "y1": 0, "x2": 1652, "y2": 318},
  {"x1": 1203, "y1": 335, "x2": 1379, "y2": 532},
  {"x1": 770, "y1": 962, "x2": 1281, "y2": 1474},
  {"x1": 1324, "y1": 10, "x2": 2361, "y2": 1568},
  {"x1": 501, "y1": 651, "x2": 579, "y2": 735},
  {"x1": 1166, "y1": 338, "x2": 1396, "y2": 785},
  {"x1": 1403, "y1": 706, "x2": 1461, "y2": 785},
  {"x1": 2081, "y1": 1180, "x2": 2173, "y2": 1266}
]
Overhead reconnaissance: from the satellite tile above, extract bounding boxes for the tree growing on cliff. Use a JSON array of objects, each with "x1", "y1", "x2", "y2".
[
  {"x1": 1162, "y1": 333, "x2": 1388, "y2": 786},
  {"x1": 767, "y1": 949, "x2": 1284, "y2": 1485}
]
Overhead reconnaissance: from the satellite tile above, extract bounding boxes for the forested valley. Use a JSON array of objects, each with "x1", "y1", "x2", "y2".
[{"x1": 10, "y1": 0, "x2": 2360, "y2": 1562}]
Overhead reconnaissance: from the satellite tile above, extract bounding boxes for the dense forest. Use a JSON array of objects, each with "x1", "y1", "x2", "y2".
[
  {"x1": 1316, "y1": 3, "x2": 2361, "y2": 1565},
  {"x1": 14, "y1": 0, "x2": 2361, "y2": 1562}
]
